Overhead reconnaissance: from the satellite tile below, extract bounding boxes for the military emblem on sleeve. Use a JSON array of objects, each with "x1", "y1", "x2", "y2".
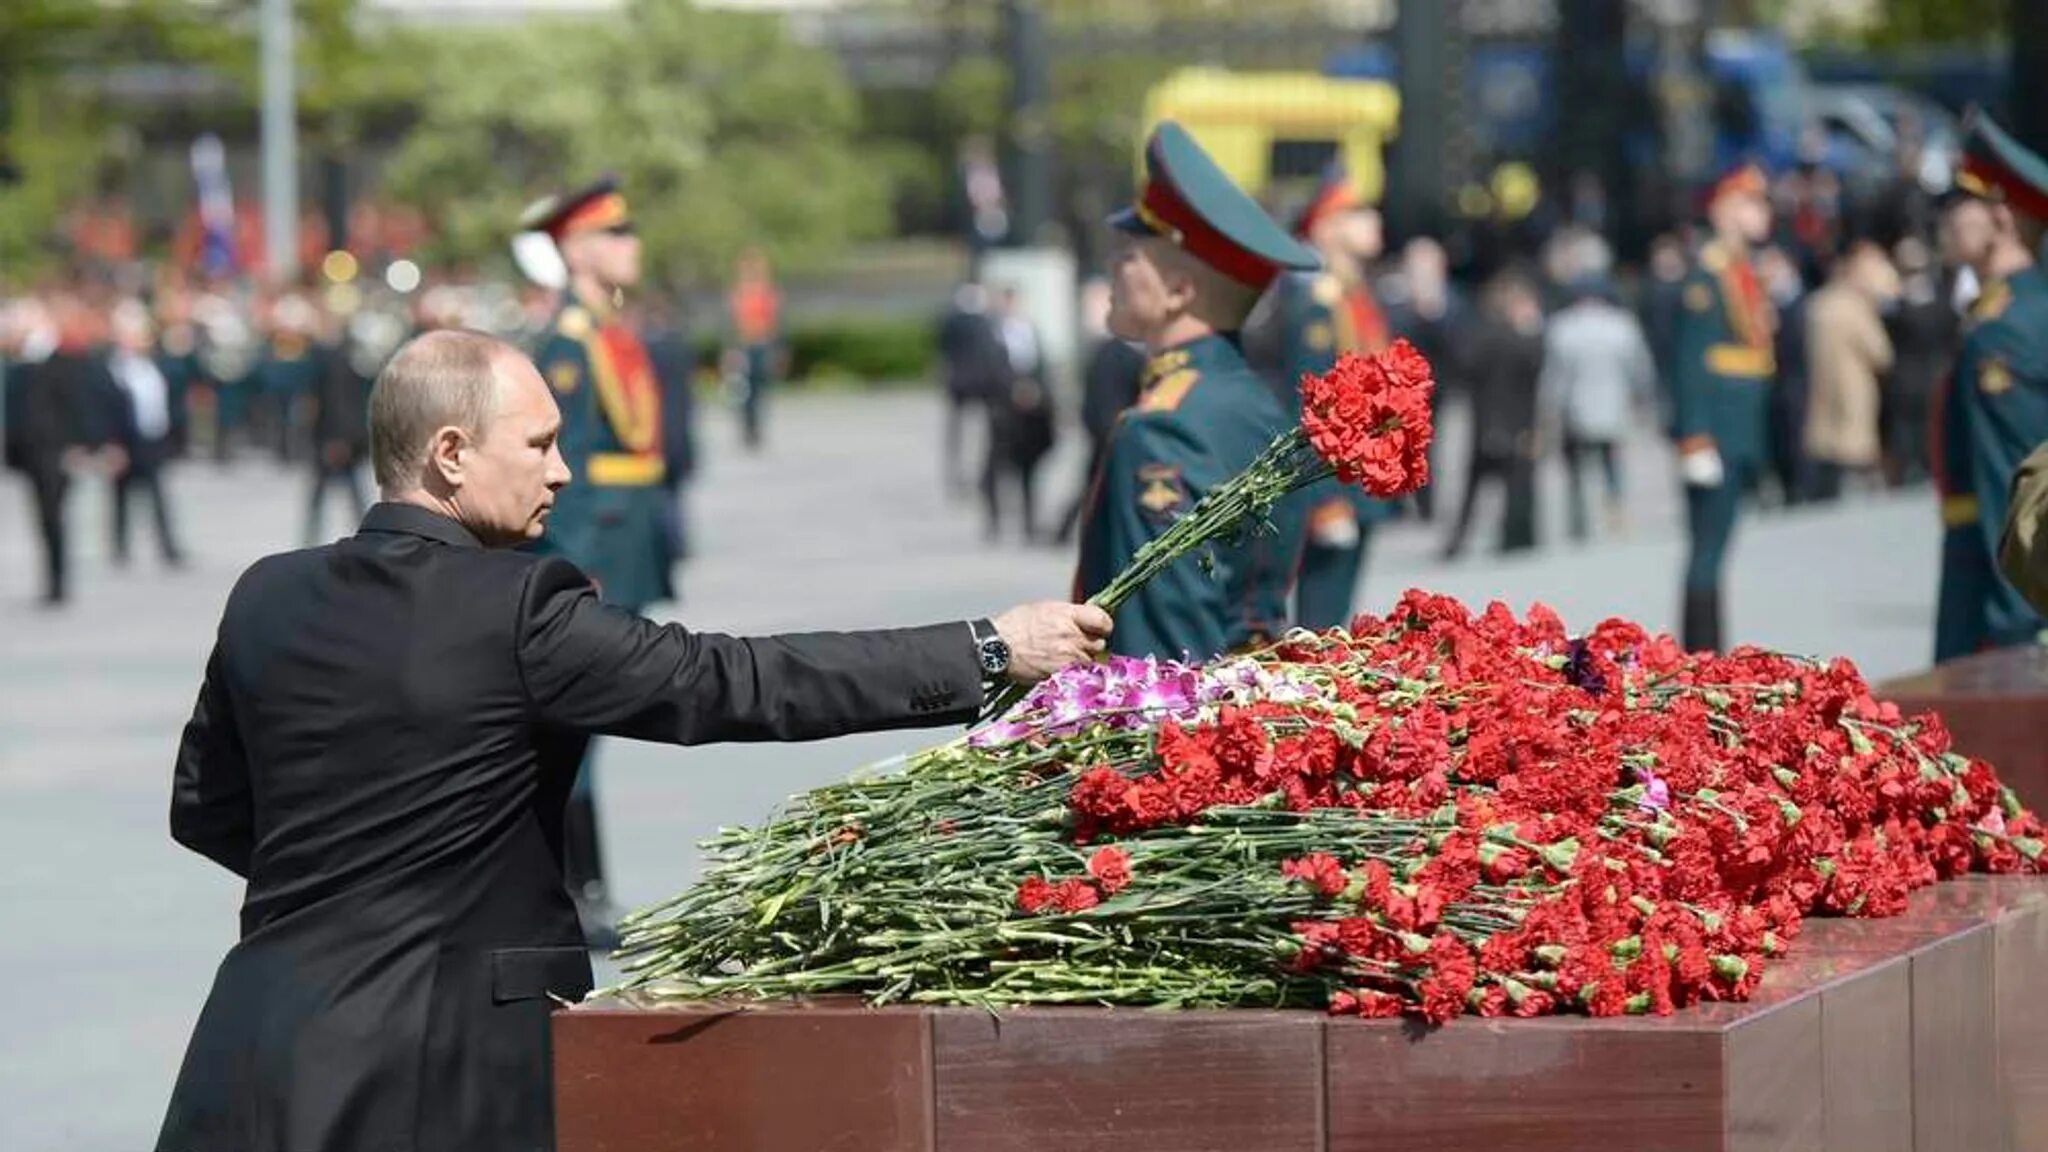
[
  {"x1": 1684, "y1": 283, "x2": 1712, "y2": 312},
  {"x1": 548, "y1": 361, "x2": 581, "y2": 394},
  {"x1": 1981, "y1": 357, "x2": 2014, "y2": 396},
  {"x1": 1306, "y1": 322, "x2": 1333, "y2": 351},
  {"x1": 1136, "y1": 464, "x2": 1188, "y2": 519}
]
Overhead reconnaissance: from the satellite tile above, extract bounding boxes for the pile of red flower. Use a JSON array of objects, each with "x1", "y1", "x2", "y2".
[
  {"x1": 1003, "y1": 593, "x2": 2042, "y2": 1021},
  {"x1": 614, "y1": 593, "x2": 2042, "y2": 1023}
]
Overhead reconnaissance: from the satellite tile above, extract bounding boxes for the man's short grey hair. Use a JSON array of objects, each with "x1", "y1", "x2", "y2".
[{"x1": 368, "y1": 328, "x2": 514, "y2": 492}]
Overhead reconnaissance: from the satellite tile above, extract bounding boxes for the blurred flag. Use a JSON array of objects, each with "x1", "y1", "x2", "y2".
[{"x1": 191, "y1": 133, "x2": 238, "y2": 276}]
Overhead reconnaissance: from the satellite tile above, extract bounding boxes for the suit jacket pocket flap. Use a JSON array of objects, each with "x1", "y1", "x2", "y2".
[{"x1": 489, "y1": 946, "x2": 594, "y2": 1005}]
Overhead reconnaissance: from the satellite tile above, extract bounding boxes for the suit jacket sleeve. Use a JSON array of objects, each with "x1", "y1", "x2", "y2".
[
  {"x1": 515, "y1": 557, "x2": 984, "y2": 743},
  {"x1": 170, "y1": 643, "x2": 255, "y2": 877}
]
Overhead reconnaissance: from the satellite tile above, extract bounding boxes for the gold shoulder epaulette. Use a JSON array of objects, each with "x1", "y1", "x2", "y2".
[
  {"x1": 1137, "y1": 366, "x2": 1200, "y2": 414},
  {"x1": 559, "y1": 306, "x2": 592, "y2": 340}
]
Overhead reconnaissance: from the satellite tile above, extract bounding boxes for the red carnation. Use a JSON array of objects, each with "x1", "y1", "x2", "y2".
[
  {"x1": 1281, "y1": 852, "x2": 1349, "y2": 898},
  {"x1": 1300, "y1": 340, "x2": 1436, "y2": 497},
  {"x1": 1016, "y1": 877, "x2": 1057, "y2": 915},
  {"x1": 1087, "y1": 846, "x2": 1133, "y2": 895}
]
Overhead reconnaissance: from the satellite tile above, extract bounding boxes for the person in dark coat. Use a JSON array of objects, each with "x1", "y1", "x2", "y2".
[
  {"x1": 1384, "y1": 237, "x2": 1466, "y2": 522},
  {"x1": 1441, "y1": 269, "x2": 1546, "y2": 559},
  {"x1": 107, "y1": 299, "x2": 188, "y2": 566},
  {"x1": 156, "y1": 329, "x2": 1110, "y2": 1152},
  {"x1": 982, "y1": 284, "x2": 1057, "y2": 543},
  {"x1": 1884, "y1": 236, "x2": 1959, "y2": 487},
  {"x1": 303, "y1": 325, "x2": 372, "y2": 545},
  {"x1": 4, "y1": 295, "x2": 127, "y2": 606},
  {"x1": 937, "y1": 281, "x2": 1007, "y2": 499}
]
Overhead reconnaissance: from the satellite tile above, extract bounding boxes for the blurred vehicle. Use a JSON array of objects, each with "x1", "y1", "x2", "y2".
[
  {"x1": 1137, "y1": 68, "x2": 1402, "y2": 204},
  {"x1": 1806, "y1": 83, "x2": 1960, "y2": 192},
  {"x1": 1324, "y1": 28, "x2": 1813, "y2": 177}
]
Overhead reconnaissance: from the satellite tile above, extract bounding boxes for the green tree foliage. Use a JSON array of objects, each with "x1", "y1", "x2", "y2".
[{"x1": 379, "y1": 1, "x2": 888, "y2": 284}]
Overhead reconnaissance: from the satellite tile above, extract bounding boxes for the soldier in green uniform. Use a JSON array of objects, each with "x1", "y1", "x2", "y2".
[
  {"x1": 519, "y1": 176, "x2": 674, "y2": 941},
  {"x1": 1932, "y1": 112, "x2": 2048, "y2": 662},
  {"x1": 1273, "y1": 161, "x2": 1394, "y2": 630},
  {"x1": 1669, "y1": 163, "x2": 1777, "y2": 652},
  {"x1": 1073, "y1": 121, "x2": 1319, "y2": 660}
]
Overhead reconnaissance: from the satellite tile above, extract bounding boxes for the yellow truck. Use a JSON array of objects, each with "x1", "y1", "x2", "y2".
[{"x1": 1137, "y1": 68, "x2": 1402, "y2": 205}]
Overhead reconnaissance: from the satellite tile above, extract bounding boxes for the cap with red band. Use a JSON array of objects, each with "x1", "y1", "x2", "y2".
[
  {"x1": 1108, "y1": 121, "x2": 1320, "y2": 289},
  {"x1": 519, "y1": 175, "x2": 634, "y2": 242},
  {"x1": 1940, "y1": 109, "x2": 2048, "y2": 222},
  {"x1": 1291, "y1": 160, "x2": 1366, "y2": 240}
]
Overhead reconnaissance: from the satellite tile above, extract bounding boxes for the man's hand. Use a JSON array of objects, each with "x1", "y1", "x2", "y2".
[{"x1": 992, "y1": 601, "x2": 1113, "y2": 684}]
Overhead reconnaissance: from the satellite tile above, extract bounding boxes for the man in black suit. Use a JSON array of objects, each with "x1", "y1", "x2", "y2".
[{"x1": 158, "y1": 329, "x2": 1110, "y2": 1152}]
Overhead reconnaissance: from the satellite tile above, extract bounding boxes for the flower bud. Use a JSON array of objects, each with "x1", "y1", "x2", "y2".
[
  {"x1": 1712, "y1": 955, "x2": 1749, "y2": 982},
  {"x1": 1610, "y1": 936, "x2": 1642, "y2": 961},
  {"x1": 1532, "y1": 944, "x2": 1568, "y2": 968}
]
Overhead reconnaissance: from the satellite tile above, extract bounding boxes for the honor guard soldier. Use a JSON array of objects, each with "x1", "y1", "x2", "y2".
[
  {"x1": 1274, "y1": 161, "x2": 1394, "y2": 630},
  {"x1": 1932, "y1": 112, "x2": 2048, "y2": 662},
  {"x1": 1074, "y1": 121, "x2": 1319, "y2": 660},
  {"x1": 1670, "y1": 163, "x2": 1777, "y2": 652},
  {"x1": 519, "y1": 176, "x2": 674, "y2": 940}
]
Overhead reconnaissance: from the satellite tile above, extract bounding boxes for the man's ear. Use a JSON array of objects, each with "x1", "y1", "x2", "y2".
[{"x1": 427, "y1": 424, "x2": 469, "y2": 488}]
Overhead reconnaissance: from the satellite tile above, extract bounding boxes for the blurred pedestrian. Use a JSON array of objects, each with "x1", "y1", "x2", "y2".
[
  {"x1": 251, "y1": 293, "x2": 322, "y2": 464},
  {"x1": 1442, "y1": 268, "x2": 1546, "y2": 560},
  {"x1": 937, "y1": 281, "x2": 1005, "y2": 499},
  {"x1": 303, "y1": 319, "x2": 372, "y2": 545},
  {"x1": 1802, "y1": 238, "x2": 1899, "y2": 501},
  {"x1": 723, "y1": 247, "x2": 783, "y2": 452},
  {"x1": 1539, "y1": 272, "x2": 1655, "y2": 542},
  {"x1": 1054, "y1": 278, "x2": 1144, "y2": 545},
  {"x1": 4, "y1": 292, "x2": 127, "y2": 606},
  {"x1": 1759, "y1": 245, "x2": 1811, "y2": 507},
  {"x1": 1640, "y1": 232, "x2": 1690, "y2": 420},
  {"x1": 1883, "y1": 235, "x2": 1958, "y2": 486},
  {"x1": 107, "y1": 299, "x2": 187, "y2": 567},
  {"x1": 1386, "y1": 236, "x2": 1467, "y2": 522},
  {"x1": 1274, "y1": 161, "x2": 1394, "y2": 628},
  {"x1": 1671, "y1": 165, "x2": 1778, "y2": 652},
  {"x1": 982, "y1": 285, "x2": 1057, "y2": 543}
]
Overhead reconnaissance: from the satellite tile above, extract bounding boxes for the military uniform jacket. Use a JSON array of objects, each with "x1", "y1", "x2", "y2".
[
  {"x1": 1934, "y1": 266, "x2": 2048, "y2": 659},
  {"x1": 1277, "y1": 270, "x2": 1397, "y2": 528},
  {"x1": 157, "y1": 503, "x2": 983, "y2": 1152},
  {"x1": 1669, "y1": 240, "x2": 1777, "y2": 466},
  {"x1": 531, "y1": 297, "x2": 673, "y2": 610},
  {"x1": 1074, "y1": 333, "x2": 1306, "y2": 660}
]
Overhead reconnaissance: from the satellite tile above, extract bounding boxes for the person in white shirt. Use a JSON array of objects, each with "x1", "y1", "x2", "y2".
[
  {"x1": 1539, "y1": 273, "x2": 1657, "y2": 541},
  {"x1": 108, "y1": 299, "x2": 186, "y2": 567}
]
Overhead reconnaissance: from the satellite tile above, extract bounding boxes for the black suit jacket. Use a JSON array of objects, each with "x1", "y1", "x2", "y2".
[{"x1": 158, "y1": 503, "x2": 982, "y2": 1152}]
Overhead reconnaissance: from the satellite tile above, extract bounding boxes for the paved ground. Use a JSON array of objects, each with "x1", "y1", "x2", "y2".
[{"x1": 0, "y1": 388, "x2": 1945, "y2": 1151}]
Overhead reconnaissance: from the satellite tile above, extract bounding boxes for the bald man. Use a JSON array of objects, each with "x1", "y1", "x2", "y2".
[{"x1": 158, "y1": 329, "x2": 1111, "y2": 1152}]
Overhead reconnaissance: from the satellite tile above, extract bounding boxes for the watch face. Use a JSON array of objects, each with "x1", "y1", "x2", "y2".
[{"x1": 979, "y1": 639, "x2": 1010, "y2": 676}]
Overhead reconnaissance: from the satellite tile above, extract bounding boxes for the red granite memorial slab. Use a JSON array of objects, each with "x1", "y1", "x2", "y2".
[
  {"x1": 1878, "y1": 645, "x2": 2048, "y2": 808},
  {"x1": 555, "y1": 878, "x2": 2048, "y2": 1152}
]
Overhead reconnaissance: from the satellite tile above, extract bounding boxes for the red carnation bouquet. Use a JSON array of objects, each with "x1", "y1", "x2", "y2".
[
  {"x1": 980, "y1": 341, "x2": 1435, "y2": 721},
  {"x1": 612, "y1": 595, "x2": 2043, "y2": 1021}
]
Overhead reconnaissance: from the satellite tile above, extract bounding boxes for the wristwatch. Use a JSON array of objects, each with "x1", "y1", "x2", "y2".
[{"x1": 969, "y1": 618, "x2": 1011, "y2": 682}]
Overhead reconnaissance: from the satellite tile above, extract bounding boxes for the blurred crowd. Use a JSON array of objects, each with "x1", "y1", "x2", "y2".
[
  {"x1": 0, "y1": 264, "x2": 718, "y2": 608},
  {"x1": 935, "y1": 129, "x2": 1967, "y2": 570}
]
